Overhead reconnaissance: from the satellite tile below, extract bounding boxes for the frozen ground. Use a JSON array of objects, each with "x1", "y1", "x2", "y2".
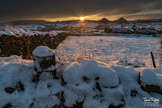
[{"x1": 56, "y1": 36, "x2": 161, "y2": 68}]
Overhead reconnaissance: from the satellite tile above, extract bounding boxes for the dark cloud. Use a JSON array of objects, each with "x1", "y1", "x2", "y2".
[
  {"x1": 125, "y1": 13, "x2": 162, "y2": 20},
  {"x1": 0, "y1": 0, "x2": 162, "y2": 22}
]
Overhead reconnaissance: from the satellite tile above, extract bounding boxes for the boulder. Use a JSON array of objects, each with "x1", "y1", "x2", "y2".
[
  {"x1": 140, "y1": 69, "x2": 162, "y2": 94},
  {"x1": 5, "y1": 82, "x2": 24, "y2": 93}
]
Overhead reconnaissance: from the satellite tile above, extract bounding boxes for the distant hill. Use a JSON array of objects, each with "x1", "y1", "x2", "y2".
[
  {"x1": 5, "y1": 20, "x2": 49, "y2": 25},
  {"x1": 47, "y1": 20, "x2": 99, "y2": 25},
  {"x1": 99, "y1": 18, "x2": 110, "y2": 24},
  {"x1": 134, "y1": 19, "x2": 162, "y2": 23},
  {"x1": 1, "y1": 18, "x2": 162, "y2": 26},
  {"x1": 113, "y1": 17, "x2": 127, "y2": 23}
]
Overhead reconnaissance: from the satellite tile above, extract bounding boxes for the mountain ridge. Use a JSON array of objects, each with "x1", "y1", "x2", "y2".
[{"x1": 1, "y1": 18, "x2": 162, "y2": 25}]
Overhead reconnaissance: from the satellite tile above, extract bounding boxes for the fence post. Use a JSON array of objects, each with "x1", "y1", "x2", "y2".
[
  {"x1": 125, "y1": 55, "x2": 127, "y2": 66},
  {"x1": 160, "y1": 41, "x2": 162, "y2": 68},
  {"x1": 150, "y1": 51, "x2": 156, "y2": 68}
]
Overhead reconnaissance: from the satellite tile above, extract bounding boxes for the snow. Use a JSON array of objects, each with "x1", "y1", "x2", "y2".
[
  {"x1": 117, "y1": 59, "x2": 146, "y2": 68},
  {"x1": 32, "y1": 46, "x2": 55, "y2": 57},
  {"x1": 114, "y1": 24, "x2": 124, "y2": 28},
  {"x1": 111, "y1": 66, "x2": 140, "y2": 93},
  {"x1": 113, "y1": 25, "x2": 134, "y2": 32},
  {"x1": 0, "y1": 31, "x2": 8, "y2": 35},
  {"x1": 0, "y1": 55, "x2": 162, "y2": 108},
  {"x1": 111, "y1": 66, "x2": 162, "y2": 108},
  {"x1": 0, "y1": 25, "x2": 66, "y2": 36},
  {"x1": 32, "y1": 46, "x2": 56, "y2": 72},
  {"x1": 140, "y1": 69, "x2": 162, "y2": 87},
  {"x1": 156, "y1": 37, "x2": 162, "y2": 43},
  {"x1": 0, "y1": 33, "x2": 162, "y2": 107},
  {"x1": 62, "y1": 62, "x2": 80, "y2": 85},
  {"x1": 126, "y1": 26, "x2": 134, "y2": 32},
  {"x1": 56, "y1": 36, "x2": 160, "y2": 68},
  {"x1": 61, "y1": 59, "x2": 123, "y2": 108},
  {"x1": 79, "y1": 60, "x2": 119, "y2": 87},
  {"x1": 0, "y1": 56, "x2": 62, "y2": 108},
  {"x1": 101, "y1": 85, "x2": 124, "y2": 107}
]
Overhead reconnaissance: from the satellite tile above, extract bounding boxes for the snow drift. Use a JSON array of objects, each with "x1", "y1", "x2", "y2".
[{"x1": 0, "y1": 56, "x2": 162, "y2": 108}]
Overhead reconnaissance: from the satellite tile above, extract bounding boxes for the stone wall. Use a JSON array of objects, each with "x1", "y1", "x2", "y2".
[{"x1": 0, "y1": 32, "x2": 70, "y2": 59}]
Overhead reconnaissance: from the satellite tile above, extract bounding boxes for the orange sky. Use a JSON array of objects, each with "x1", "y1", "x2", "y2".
[{"x1": 0, "y1": 0, "x2": 162, "y2": 23}]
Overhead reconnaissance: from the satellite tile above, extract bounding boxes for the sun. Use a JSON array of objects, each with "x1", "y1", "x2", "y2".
[{"x1": 80, "y1": 17, "x2": 85, "y2": 21}]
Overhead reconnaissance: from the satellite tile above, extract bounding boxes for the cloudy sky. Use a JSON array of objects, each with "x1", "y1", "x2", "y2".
[{"x1": 0, "y1": 0, "x2": 162, "y2": 23}]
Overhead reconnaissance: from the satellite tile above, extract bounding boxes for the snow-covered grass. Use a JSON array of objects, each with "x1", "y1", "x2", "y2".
[{"x1": 56, "y1": 36, "x2": 161, "y2": 68}]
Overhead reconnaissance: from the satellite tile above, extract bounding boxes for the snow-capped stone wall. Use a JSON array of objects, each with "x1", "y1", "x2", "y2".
[
  {"x1": 140, "y1": 69, "x2": 162, "y2": 94},
  {"x1": 33, "y1": 46, "x2": 58, "y2": 82},
  {"x1": 1, "y1": 56, "x2": 162, "y2": 108},
  {"x1": 0, "y1": 32, "x2": 70, "y2": 59}
]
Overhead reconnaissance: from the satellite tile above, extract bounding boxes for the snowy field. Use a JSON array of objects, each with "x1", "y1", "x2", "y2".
[
  {"x1": 0, "y1": 35, "x2": 162, "y2": 108},
  {"x1": 56, "y1": 36, "x2": 161, "y2": 68}
]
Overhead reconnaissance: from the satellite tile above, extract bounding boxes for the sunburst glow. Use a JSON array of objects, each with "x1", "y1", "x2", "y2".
[{"x1": 80, "y1": 17, "x2": 85, "y2": 21}]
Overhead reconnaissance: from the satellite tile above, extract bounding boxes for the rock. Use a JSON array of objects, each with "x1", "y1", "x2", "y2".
[
  {"x1": 62, "y1": 62, "x2": 80, "y2": 85},
  {"x1": 130, "y1": 90, "x2": 138, "y2": 96},
  {"x1": 80, "y1": 60, "x2": 119, "y2": 88},
  {"x1": 5, "y1": 87, "x2": 15, "y2": 93},
  {"x1": 39, "y1": 56, "x2": 55, "y2": 69},
  {"x1": 140, "y1": 69, "x2": 162, "y2": 94},
  {"x1": 1, "y1": 33, "x2": 69, "y2": 59},
  {"x1": 82, "y1": 76, "x2": 89, "y2": 82},
  {"x1": 63, "y1": 101, "x2": 84, "y2": 108},
  {"x1": 33, "y1": 46, "x2": 58, "y2": 82},
  {"x1": 16, "y1": 82, "x2": 24, "y2": 91},
  {"x1": 96, "y1": 81, "x2": 102, "y2": 92},
  {"x1": 5, "y1": 82, "x2": 24, "y2": 93},
  {"x1": 109, "y1": 104, "x2": 124, "y2": 108},
  {"x1": 53, "y1": 91, "x2": 64, "y2": 108},
  {"x1": 33, "y1": 46, "x2": 56, "y2": 71},
  {"x1": 108, "y1": 94, "x2": 125, "y2": 108},
  {"x1": 141, "y1": 85, "x2": 162, "y2": 94},
  {"x1": 95, "y1": 77, "x2": 100, "y2": 80},
  {"x1": 2, "y1": 103, "x2": 12, "y2": 108},
  {"x1": 29, "y1": 103, "x2": 34, "y2": 108},
  {"x1": 69, "y1": 101, "x2": 83, "y2": 108},
  {"x1": 52, "y1": 104, "x2": 62, "y2": 108}
]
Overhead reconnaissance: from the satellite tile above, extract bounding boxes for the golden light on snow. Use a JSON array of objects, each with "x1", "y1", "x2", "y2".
[{"x1": 80, "y1": 17, "x2": 85, "y2": 21}]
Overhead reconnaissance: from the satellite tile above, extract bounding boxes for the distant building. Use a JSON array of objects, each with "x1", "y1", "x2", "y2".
[
  {"x1": 105, "y1": 24, "x2": 159, "y2": 35},
  {"x1": 105, "y1": 24, "x2": 134, "y2": 33},
  {"x1": 158, "y1": 27, "x2": 162, "y2": 34},
  {"x1": 114, "y1": 24, "x2": 124, "y2": 28},
  {"x1": 142, "y1": 28, "x2": 158, "y2": 34}
]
